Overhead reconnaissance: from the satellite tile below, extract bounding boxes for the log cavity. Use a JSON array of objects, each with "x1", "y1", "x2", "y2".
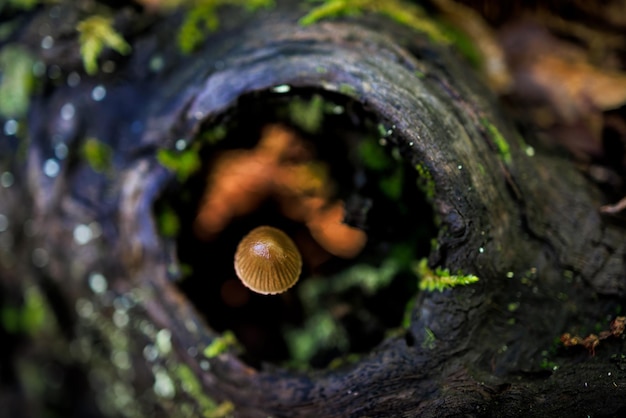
[{"x1": 155, "y1": 89, "x2": 437, "y2": 369}]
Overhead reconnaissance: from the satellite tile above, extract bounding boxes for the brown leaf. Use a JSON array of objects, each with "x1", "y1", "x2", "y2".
[{"x1": 502, "y1": 22, "x2": 626, "y2": 122}]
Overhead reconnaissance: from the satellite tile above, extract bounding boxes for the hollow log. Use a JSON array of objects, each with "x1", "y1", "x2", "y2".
[{"x1": 1, "y1": 1, "x2": 626, "y2": 417}]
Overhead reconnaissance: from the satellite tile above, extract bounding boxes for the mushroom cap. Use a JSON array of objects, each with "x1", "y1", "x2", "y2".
[{"x1": 234, "y1": 226, "x2": 302, "y2": 295}]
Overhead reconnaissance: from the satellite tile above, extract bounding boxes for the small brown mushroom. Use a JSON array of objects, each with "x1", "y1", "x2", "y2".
[{"x1": 234, "y1": 226, "x2": 302, "y2": 295}]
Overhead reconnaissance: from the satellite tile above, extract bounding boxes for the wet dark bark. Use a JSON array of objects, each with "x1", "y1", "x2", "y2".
[{"x1": 1, "y1": 1, "x2": 626, "y2": 417}]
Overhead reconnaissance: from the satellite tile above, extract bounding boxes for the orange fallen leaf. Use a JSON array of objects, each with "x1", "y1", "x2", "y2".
[
  {"x1": 194, "y1": 124, "x2": 367, "y2": 259},
  {"x1": 306, "y1": 201, "x2": 367, "y2": 259}
]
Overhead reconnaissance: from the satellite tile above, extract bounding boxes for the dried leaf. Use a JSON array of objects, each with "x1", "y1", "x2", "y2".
[
  {"x1": 193, "y1": 124, "x2": 367, "y2": 258},
  {"x1": 502, "y1": 23, "x2": 626, "y2": 122}
]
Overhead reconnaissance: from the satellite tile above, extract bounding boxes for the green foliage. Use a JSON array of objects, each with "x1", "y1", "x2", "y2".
[
  {"x1": 157, "y1": 147, "x2": 201, "y2": 182},
  {"x1": 414, "y1": 163, "x2": 435, "y2": 200},
  {"x1": 0, "y1": 45, "x2": 36, "y2": 118},
  {"x1": 203, "y1": 330, "x2": 238, "y2": 358},
  {"x1": 300, "y1": 0, "x2": 450, "y2": 44},
  {"x1": 178, "y1": 0, "x2": 275, "y2": 54},
  {"x1": 82, "y1": 137, "x2": 113, "y2": 173},
  {"x1": 77, "y1": 15, "x2": 131, "y2": 75},
  {"x1": 413, "y1": 258, "x2": 479, "y2": 292}
]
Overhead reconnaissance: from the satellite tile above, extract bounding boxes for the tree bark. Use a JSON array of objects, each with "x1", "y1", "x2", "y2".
[{"x1": 1, "y1": 1, "x2": 625, "y2": 417}]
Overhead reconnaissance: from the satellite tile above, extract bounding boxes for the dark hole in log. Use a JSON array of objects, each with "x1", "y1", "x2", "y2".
[{"x1": 155, "y1": 88, "x2": 437, "y2": 368}]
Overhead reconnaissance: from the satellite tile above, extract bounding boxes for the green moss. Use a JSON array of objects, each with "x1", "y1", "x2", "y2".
[
  {"x1": 338, "y1": 83, "x2": 357, "y2": 96},
  {"x1": 300, "y1": 0, "x2": 450, "y2": 44},
  {"x1": 327, "y1": 352, "x2": 361, "y2": 369},
  {"x1": 480, "y1": 118, "x2": 511, "y2": 164},
  {"x1": 157, "y1": 147, "x2": 201, "y2": 182},
  {"x1": 413, "y1": 258, "x2": 479, "y2": 292},
  {"x1": 203, "y1": 330, "x2": 238, "y2": 358},
  {"x1": 301, "y1": 247, "x2": 408, "y2": 299},
  {"x1": 285, "y1": 243, "x2": 416, "y2": 368},
  {"x1": 156, "y1": 204, "x2": 181, "y2": 237},
  {"x1": 507, "y1": 302, "x2": 520, "y2": 312},
  {"x1": 77, "y1": 15, "x2": 131, "y2": 75},
  {"x1": 1, "y1": 0, "x2": 39, "y2": 12},
  {"x1": 285, "y1": 311, "x2": 348, "y2": 365},
  {"x1": 421, "y1": 326, "x2": 436, "y2": 349},
  {"x1": 0, "y1": 45, "x2": 36, "y2": 118},
  {"x1": 198, "y1": 125, "x2": 228, "y2": 145},
  {"x1": 288, "y1": 94, "x2": 325, "y2": 133},
  {"x1": 178, "y1": 0, "x2": 275, "y2": 54},
  {"x1": 82, "y1": 137, "x2": 113, "y2": 173},
  {"x1": 401, "y1": 297, "x2": 416, "y2": 328},
  {"x1": 414, "y1": 163, "x2": 435, "y2": 200},
  {"x1": 1, "y1": 287, "x2": 48, "y2": 335},
  {"x1": 174, "y1": 365, "x2": 234, "y2": 417}
]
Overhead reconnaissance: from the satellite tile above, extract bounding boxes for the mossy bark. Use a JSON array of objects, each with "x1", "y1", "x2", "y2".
[{"x1": 1, "y1": 1, "x2": 625, "y2": 417}]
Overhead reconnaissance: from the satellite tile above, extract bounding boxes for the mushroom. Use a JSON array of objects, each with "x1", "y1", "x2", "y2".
[{"x1": 234, "y1": 226, "x2": 302, "y2": 295}]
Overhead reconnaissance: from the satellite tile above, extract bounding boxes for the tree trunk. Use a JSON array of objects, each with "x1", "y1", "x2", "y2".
[{"x1": 1, "y1": 1, "x2": 625, "y2": 417}]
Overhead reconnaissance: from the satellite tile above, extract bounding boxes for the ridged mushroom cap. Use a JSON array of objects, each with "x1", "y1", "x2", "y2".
[{"x1": 234, "y1": 226, "x2": 302, "y2": 295}]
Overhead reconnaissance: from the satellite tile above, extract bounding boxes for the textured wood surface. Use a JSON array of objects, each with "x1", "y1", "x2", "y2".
[{"x1": 1, "y1": 1, "x2": 625, "y2": 417}]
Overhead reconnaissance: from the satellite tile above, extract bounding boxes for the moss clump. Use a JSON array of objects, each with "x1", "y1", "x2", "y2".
[
  {"x1": 202, "y1": 330, "x2": 239, "y2": 358},
  {"x1": 82, "y1": 137, "x2": 113, "y2": 173},
  {"x1": 480, "y1": 118, "x2": 511, "y2": 164},
  {"x1": 174, "y1": 365, "x2": 234, "y2": 417},
  {"x1": 77, "y1": 15, "x2": 131, "y2": 75},
  {"x1": 156, "y1": 204, "x2": 181, "y2": 238},
  {"x1": 300, "y1": 0, "x2": 450, "y2": 44},
  {"x1": 358, "y1": 136, "x2": 405, "y2": 200},
  {"x1": 178, "y1": 0, "x2": 275, "y2": 54},
  {"x1": 157, "y1": 147, "x2": 202, "y2": 182},
  {"x1": 414, "y1": 163, "x2": 435, "y2": 201},
  {"x1": 198, "y1": 124, "x2": 228, "y2": 145},
  {"x1": 421, "y1": 326, "x2": 436, "y2": 349},
  {"x1": 0, "y1": 45, "x2": 36, "y2": 118},
  {"x1": 413, "y1": 258, "x2": 479, "y2": 292},
  {"x1": 286, "y1": 94, "x2": 325, "y2": 133},
  {"x1": 1, "y1": 0, "x2": 39, "y2": 11}
]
